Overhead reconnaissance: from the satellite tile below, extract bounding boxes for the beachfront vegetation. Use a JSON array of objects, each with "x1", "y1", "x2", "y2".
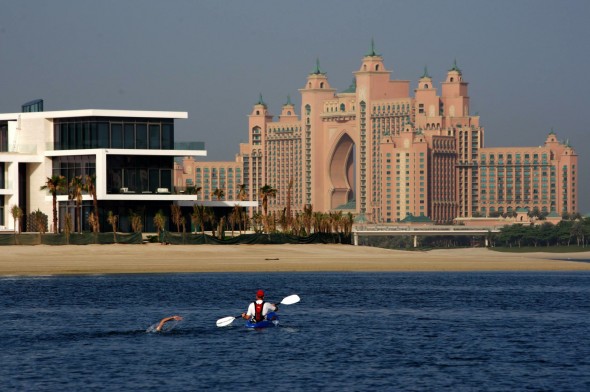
[
  {"x1": 64, "y1": 212, "x2": 72, "y2": 243},
  {"x1": 130, "y1": 210, "x2": 143, "y2": 233},
  {"x1": 359, "y1": 217, "x2": 590, "y2": 251},
  {"x1": 259, "y1": 184, "x2": 277, "y2": 216},
  {"x1": 107, "y1": 211, "x2": 118, "y2": 242},
  {"x1": 85, "y1": 174, "x2": 99, "y2": 233},
  {"x1": 88, "y1": 212, "x2": 99, "y2": 234},
  {"x1": 492, "y1": 219, "x2": 590, "y2": 248},
  {"x1": 153, "y1": 210, "x2": 165, "y2": 239},
  {"x1": 170, "y1": 204, "x2": 183, "y2": 233},
  {"x1": 69, "y1": 176, "x2": 84, "y2": 234},
  {"x1": 10, "y1": 205, "x2": 23, "y2": 244},
  {"x1": 40, "y1": 175, "x2": 67, "y2": 233},
  {"x1": 10, "y1": 205, "x2": 22, "y2": 234},
  {"x1": 27, "y1": 209, "x2": 48, "y2": 234}
]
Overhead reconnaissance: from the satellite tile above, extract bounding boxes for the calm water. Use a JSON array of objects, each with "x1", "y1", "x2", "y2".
[{"x1": 1, "y1": 272, "x2": 590, "y2": 391}]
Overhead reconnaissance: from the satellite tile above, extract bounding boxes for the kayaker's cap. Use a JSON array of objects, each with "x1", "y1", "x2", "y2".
[{"x1": 256, "y1": 290, "x2": 265, "y2": 298}]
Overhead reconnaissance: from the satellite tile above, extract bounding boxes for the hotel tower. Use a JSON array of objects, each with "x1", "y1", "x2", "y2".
[{"x1": 176, "y1": 43, "x2": 578, "y2": 223}]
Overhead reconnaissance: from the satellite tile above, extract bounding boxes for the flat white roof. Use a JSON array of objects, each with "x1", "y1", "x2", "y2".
[
  {"x1": 45, "y1": 148, "x2": 206, "y2": 157},
  {"x1": 0, "y1": 109, "x2": 188, "y2": 121}
]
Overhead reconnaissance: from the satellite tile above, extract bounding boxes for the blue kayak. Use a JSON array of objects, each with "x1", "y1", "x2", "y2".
[{"x1": 245, "y1": 312, "x2": 279, "y2": 329}]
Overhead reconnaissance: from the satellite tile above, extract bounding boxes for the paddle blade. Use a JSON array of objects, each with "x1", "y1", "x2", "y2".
[
  {"x1": 280, "y1": 294, "x2": 300, "y2": 305},
  {"x1": 216, "y1": 316, "x2": 237, "y2": 327}
]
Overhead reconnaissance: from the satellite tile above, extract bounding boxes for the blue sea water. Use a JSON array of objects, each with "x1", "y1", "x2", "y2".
[{"x1": 1, "y1": 272, "x2": 590, "y2": 391}]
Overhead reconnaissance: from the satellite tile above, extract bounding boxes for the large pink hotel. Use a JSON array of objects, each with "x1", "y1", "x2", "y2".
[{"x1": 175, "y1": 44, "x2": 578, "y2": 223}]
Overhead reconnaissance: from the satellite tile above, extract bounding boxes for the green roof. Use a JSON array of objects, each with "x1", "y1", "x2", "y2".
[
  {"x1": 335, "y1": 199, "x2": 356, "y2": 210},
  {"x1": 354, "y1": 213, "x2": 367, "y2": 223},
  {"x1": 283, "y1": 95, "x2": 293, "y2": 106},
  {"x1": 401, "y1": 214, "x2": 432, "y2": 223},
  {"x1": 256, "y1": 93, "x2": 267, "y2": 107},
  {"x1": 449, "y1": 59, "x2": 462, "y2": 74},
  {"x1": 341, "y1": 78, "x2": 356, "y2": 93},
  {"x1": 311, "y1": 58, "x2": 325, "y2": 75},
  {"x1": 366, "y1": 38, "x2": 379, "y2": 57}
]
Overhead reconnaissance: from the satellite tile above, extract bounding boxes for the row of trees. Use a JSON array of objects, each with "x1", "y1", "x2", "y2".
[
  {"x1": 156, "y1": 203, "x2": 354, "y2": 239},
  {"x1": 360, "y1": 218, "x2": 590, "y2": 250},
  {"x1": 493, "y1": 219, "x2": 590, "y2": 247},
  {"x1": 29, "y1": 176, "x2": 351, "y2": 238},
  {"x1": 39, "y1": 174, "x2": 99, "y2": 234}
]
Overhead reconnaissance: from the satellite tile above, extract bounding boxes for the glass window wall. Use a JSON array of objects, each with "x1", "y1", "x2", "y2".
[
  {"x1": 54, "y1": 117, "x2": 174, "y2": 150},
  {"x1": 51, "y1": 156, "x2": 96, "y2": 194},
  {"x1": 124, "y1": 124, "x2": 135, "y2": 148},
  {"x1": 111, "y1": 124, "x2": 123, "y2": 148},
  {"x1": 107, "y1": 155, "x2": 173, "y2": 194}
]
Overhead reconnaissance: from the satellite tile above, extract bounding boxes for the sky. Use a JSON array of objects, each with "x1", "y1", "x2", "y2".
[{"x1": 1, "y1": 0, "x2": 589, "y2": 212}]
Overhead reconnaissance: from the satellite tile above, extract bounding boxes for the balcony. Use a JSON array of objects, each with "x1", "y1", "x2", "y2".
[{"x1": 2, "y1": 144, "x2": 38, "y2": 154}]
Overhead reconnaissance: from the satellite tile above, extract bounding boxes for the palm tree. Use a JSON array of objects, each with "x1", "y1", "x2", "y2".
[
  {"x1": 191, "y1": 205, "x2": 210, "y2": 234},
  {"x1": 153, "y1": 210, "x2": 166, "y2": 241},
  {"x1": 40, "y1": 175, "x2": 67, "y2": 233},
  {"x1": 186, "y1": 185, "x2": 202, "y2": 196},
  {"x1": 170, "y1": 204, "x2": 182, "y2": 232},
  {"x1": 241, "y1": 209, "x2": 250, "y2": 233},
  {"x1": 251, "y1": 212, "x2": 263, "y2": 233},
  {"x1": 107, "y1": 211, "x2": 118, "y2": 243},
  {"x1": 32, "y1": 209, "x2": 46, "y2": 243},
  {"x1": 69, "y1": 176, "x2": 84, "y2": 233},
  {"x1": 230, "y1": 205, "x2": 242, "y2": 236},
  {"x1": 237, "y1": 184, "x2": 247, "y2": 201},
  {"x1": 259, "y1": 184, "x2": 277, "y2": 216},
  {"x1": 130, "y1": 212, "x2": 143, "y2": 233},
  {"x1": 209, "y1": 211, "x2": 218, "y2": 238},
  {"x1": 302, "y1": 204, "x2": 313, "y2": 235},
  {"x1": 85, "y1": 174, "x2": 99, "y2": 232},
  {"x1": 180, "y1": 216, "x2": 186, "y2": 234},
  {"x1": 211, "y1": 188, "x2": 225, "y2": 201},
  {"x1": 217, "y1": 216, "x2": 225, "y2": 239},
  {"x1": 87, "y1": 212, "x2": 99, "y2": 235},
  {"x1": 285, "y1": 178, "x2": 293, "y2": 231},
  {"x1": 330, "y1": 211, "x2": 343, "y2": 234},
  {"x1": 64, "y1": 212, "x2": 73, "y2": 244},
  {"x1": 10, "y1": 205, "x2": 23, "y2": 245},
  {"x1": 343, "y1": 212, "x2": 354, "y2": 237}
]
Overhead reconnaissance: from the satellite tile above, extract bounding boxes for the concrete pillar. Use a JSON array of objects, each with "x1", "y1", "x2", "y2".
[
  {"x1": 413, "y1": 235, "x2": 418, "y2": 248},
  {"x1": 353, "y1": 232, "x2": 358, "y2": 246}
]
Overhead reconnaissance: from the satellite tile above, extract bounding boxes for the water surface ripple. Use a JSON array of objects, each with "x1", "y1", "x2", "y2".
[{"x1": 1, "y1": 272, "x2": 589, "y2": 391}]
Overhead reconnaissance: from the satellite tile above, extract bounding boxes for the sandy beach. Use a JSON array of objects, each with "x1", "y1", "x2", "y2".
[{"x1": 1, "y1": 244, "x2": 590, "y2": 276}]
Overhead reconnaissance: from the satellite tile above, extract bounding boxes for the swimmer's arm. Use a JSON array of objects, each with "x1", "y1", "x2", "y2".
[{"x1": 155, "y1": 315, "x2": 183, "y2": 331}]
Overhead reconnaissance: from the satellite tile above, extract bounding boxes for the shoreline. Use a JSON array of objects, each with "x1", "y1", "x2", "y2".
[{"x1": 1, "y1": 244, "x2": 590, "y2": 276}]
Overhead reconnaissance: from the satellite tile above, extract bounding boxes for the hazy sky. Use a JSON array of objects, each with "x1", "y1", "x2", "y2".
[{"x1": 2, "y1": 0, "x2": 589, "y2": 212}]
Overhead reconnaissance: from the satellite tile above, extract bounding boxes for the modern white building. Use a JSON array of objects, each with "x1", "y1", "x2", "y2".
[{"x1": 0, "y1": 101, "x2": 255, "y2": 232}]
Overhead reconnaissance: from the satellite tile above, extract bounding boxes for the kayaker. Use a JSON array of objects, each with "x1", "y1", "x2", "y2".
[
  {"x1": 241, "y1": 290, "x2": 278, "y2": 322},
  {"x1": 155, "y1": 315, "x2": 183, "y2": 332}
]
